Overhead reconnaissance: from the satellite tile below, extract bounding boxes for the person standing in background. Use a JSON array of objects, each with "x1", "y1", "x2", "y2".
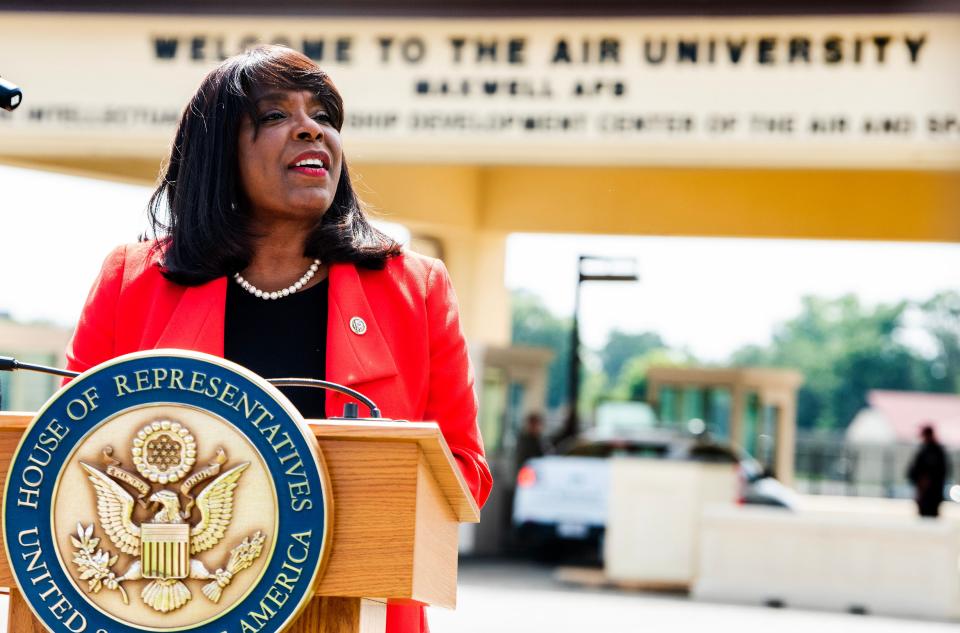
[
  {"x1": 515, "y1": 412, "x2": 552, "y2": 475},
  {"x1": 907, "y1": 424, "x2": 950, "y2": 518}
]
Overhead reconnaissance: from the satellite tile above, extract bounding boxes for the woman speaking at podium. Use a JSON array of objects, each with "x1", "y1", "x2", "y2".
[{"x1": 64, "y1": 45, "x2": 492, "y2": 633}]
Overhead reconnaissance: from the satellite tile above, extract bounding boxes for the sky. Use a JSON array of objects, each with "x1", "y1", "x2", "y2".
[
  {"x1": 504, "y1": 234, "x2": 960, "y2": 359},
  {"x1": 1, "y1": 164, "x2": 958, "y2": 362}
]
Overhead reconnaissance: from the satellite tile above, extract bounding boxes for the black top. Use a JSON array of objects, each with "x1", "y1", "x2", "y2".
[
  {"x1": 908, "y1": 441, "x2": 951, "y2": 502},
  {"x1": 224, "y1": 278, "x2": 328, "y2": 419}
]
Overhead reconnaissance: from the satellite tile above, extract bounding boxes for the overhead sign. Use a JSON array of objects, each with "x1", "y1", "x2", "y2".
[
  {"x1": 0, "y1": 13, "x2": 958, "y2": 167},
  {"x1": 3, "y1": 350, "x2": 330, "y2": 633}
]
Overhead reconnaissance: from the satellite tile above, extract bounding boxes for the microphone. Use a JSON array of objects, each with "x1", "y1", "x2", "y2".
[
  {"x1": 0, "y1": 355, "x2": 380, "y2": 418},
  {"x1": 0, "y1": 355, "x2": 76, "y2": 378},
  {"x1": 0, "y1": 76, "x2": 23, "y2": 112}
]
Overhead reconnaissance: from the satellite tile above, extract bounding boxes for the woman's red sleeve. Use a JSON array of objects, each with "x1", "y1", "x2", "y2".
[
  {"x1": 423, "y1": 259, "x2": 493, "y2": 508},
  {"x1": 64, "y1": 244, "x2": 127, "y2": 379}
]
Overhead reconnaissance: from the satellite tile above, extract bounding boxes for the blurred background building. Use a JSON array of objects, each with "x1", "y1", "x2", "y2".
[
  {"x1": 1, "y1": 1, "x2": 959, "y2": 598},
  {"x1": 0, "y1": 316, "x2": 69, "y2": 410}
]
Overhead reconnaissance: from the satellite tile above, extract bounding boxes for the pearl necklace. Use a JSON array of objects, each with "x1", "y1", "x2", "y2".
[{"x1": 233, "y1": 259, "x2": 321, "y2": 300}]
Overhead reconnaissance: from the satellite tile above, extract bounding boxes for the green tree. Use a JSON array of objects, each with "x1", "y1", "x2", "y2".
[
  {"x1": 599, "y1": 329, "x2": 665, "y2": 384},
  {"x1": 510, "y1": 290, "x2": 572, "y2": 409},
  {"x1": 919, "y1": 290, "x2": 960, "y2": 392},
  {"x1": 578, "y1": 363, "x2": 610, "y2": 420},
  {"x1": 730, "y1": 294, "x2": 943, "y2": 431}
]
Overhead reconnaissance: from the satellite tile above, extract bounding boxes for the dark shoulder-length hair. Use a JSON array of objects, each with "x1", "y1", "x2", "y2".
[{"x1": 147, "y1": 45, "x2": 401, "y2": 285}]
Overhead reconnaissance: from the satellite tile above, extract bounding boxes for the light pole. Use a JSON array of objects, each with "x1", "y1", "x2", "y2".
[{"x1": 561, "y1": 255, "x2": 639, "y2": 443}]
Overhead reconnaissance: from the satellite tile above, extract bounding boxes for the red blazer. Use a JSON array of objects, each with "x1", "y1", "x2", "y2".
[{"x1": 65, "y1": 242, "x2": 492, "y2": 633}]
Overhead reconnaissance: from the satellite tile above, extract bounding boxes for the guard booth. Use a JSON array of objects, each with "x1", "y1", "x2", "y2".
[
  {"x1": 646, "y1": 366, "x2": 804, "y2": 486},
  {"x1": 465, "y1": 344, "x2": 553, "y2": 555}
]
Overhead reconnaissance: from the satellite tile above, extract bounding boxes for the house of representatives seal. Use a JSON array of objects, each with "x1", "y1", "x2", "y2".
[{"x1": 3, "y1": 349, "x2": 331, "y2": 633}]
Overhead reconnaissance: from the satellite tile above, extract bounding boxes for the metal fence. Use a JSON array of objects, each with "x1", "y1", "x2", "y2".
[{"x1": 795, "y1": 434, "x2": 960, "y2": 498}]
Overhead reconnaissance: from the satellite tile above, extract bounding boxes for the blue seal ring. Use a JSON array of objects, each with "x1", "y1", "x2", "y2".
[{"x1": 3, "y1": 350, "x2": 331, "y2": 633}]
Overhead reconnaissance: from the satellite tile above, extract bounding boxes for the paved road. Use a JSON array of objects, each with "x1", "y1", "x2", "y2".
[
  {"x1": 1, "y1": 560, "x2": 953, "y2": 632},
  {"x1": 428, "y1": 560, "x2": 957, "y2": 633}
]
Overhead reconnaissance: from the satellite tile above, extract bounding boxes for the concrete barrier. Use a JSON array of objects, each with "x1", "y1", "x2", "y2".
[
  {"x1": 693, "y1": 505, "x2": 960, "y2": 620},
  {"x1": 604, "y1": 459, "x2": 739, "y2": 586},
  {"x1": 796, "y1": 494, "x2": 960, "y2": 522}
]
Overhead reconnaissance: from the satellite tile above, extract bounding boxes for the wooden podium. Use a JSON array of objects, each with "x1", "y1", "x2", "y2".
[{"x1": 0, "y1": 412, "x2": 481, "y2": 633}]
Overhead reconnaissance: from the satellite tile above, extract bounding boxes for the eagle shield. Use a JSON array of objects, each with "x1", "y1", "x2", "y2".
[{"x1": 141, "y1": 524, "x2": 190, "y2": 580}]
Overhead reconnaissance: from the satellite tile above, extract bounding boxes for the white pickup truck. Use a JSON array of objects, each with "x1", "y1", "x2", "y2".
[{"x1": 512, "y1": 428, "x2": 797, "y2": 555}]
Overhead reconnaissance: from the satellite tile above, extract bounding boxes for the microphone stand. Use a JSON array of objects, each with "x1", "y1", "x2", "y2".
[{"x1": 0, "y1": 355, "x2": 381, "y2": 419}]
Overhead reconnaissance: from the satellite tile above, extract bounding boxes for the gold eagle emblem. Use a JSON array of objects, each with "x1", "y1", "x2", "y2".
[{"x1": 70, "y1": 420, "x2": 266, "y2": 613}]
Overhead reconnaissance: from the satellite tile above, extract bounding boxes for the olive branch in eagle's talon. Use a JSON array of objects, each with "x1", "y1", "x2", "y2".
[
  {"x1": 202, "y1": 531, "x2": 267, "y2": 603},
  {"x1": 71, "y1": 523, "x2": 130, "y2": 604}
]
